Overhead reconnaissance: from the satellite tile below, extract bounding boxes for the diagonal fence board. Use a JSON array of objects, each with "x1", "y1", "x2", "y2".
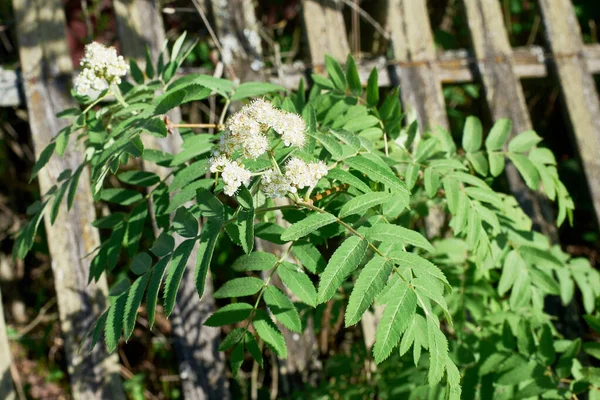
[
  {"x1": 112, "y1": 1, "x2": 230, "y2": 399},
  {"x1": 462, "y1": 0, "x2": 558, "y2": 238},
  {"x1": 386, "y1": 0, "x2": 449, "y2": 132},
  {"x1": 0, "y1": 287, "x2": 16, "y2": 400},
  {"x1": 302, "y1": 0, "x2": 351, "y2": 67},
  {"x1": 538, "y1": 0, "x2": 600, "y2": 226},
  {"x1": 12, "y1": 0, "x2": 124, "y2": 398}
]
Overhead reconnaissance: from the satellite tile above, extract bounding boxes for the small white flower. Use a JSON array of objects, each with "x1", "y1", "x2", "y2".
[
  {"x1": 75, "y1": 42, "x2": 129, "y2": 96},
  {"x1": 221, "y1": 160, "x2": 251, "y2": 196},
  {"x1": 260, "y1": 169, "x2": 295, "y2": 198}
]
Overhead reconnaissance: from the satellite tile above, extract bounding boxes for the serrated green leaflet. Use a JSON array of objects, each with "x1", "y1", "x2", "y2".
[
  {"x1": 291, "y1": 242, "x2": 326, "y2": 274},
  {"x1": 147, "y1": 256, "x2": 170, "y2": 328},
  {"x1": 195, "y1": 219, "x2": 222, "y2": 299},
  {"x1": 366, "y1": 224, "x2": 434, "y2": 252},
  {"x1": 123, "y1": 272, "x2": 150, "y2": 341},
  {"x1": 373, "y1": 279, "x2": 417, "y2": 363},
  {"x1": 213, "y1": 277, "x2": 264, "y2": 298},
  {"x1": 263, "y1": 286, "x2": 302, "y2": 332},
  {"x1": 345, "y1": 156, "x2": 409, "y2": 196},
  {"x1": 278, "y1": 261, "x2": 317, "y2": 307},
  {"x1": 281, "y1": 212, "x2": 337, "y2": 241},
  {"x1": 427, "y1": 316, "x2": 448, "y2": 385},
  {"x1": 232, "y1": 252, "x2": 278, "y2": 271},
  {"x1": 388, "y1": 251, "x2": 450, "y2": 289},
  {"x1": 346, "y1": 255, "x2": 393, "y2": 326},
  {"x1": 317, "y1": 236, "x2": 368, "y2": 304},
  {"x1": 163, "y1": 239, "x2": 195, "y2": 316},
  {"x1": 253, "y1": 310, "x2": 287, "y2": 358},
  {"x1": 204, "y1": 303, "x2": 253, "y2": 327},
  {"x1": 339, "y1": 192, "x2": 392, "y2": 218}
]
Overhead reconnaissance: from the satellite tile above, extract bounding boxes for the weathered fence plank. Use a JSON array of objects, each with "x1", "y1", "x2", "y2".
[
  {"x1": 0, "y1": 287, "x2": 16, "y2": 400},
  {"x1": 4, "y1": 44, "x2": 600, "y2": 107},
  {"x1": 113, "y1": 1, "x2": 229, "y2": 398},
  {"x1": 386, "y1": 0, "x2": 449, "y2": 131},
  {"x1": 12, "y1": 0, "x2": 124, "y2": 398},
  {"x1": 538, "y1": 0, "x2": 600, "y2": 225},
  {"x1": 302, "y1": 0, "x2": 350, "y2": 67},
  {"x1": 463, "y1": 0, "x2": 557, "y2": 238}
]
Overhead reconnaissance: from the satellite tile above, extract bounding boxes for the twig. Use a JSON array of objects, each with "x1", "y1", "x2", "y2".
[
  {"x1": 190, "y1": 0, "x2": 237, "y2": 80},
  {"x1": 337, "y1": 0, "x2": 390, "y2": 40},
  {"x1": 16, "y1": 298, "x2": 56, "y2": 337}
]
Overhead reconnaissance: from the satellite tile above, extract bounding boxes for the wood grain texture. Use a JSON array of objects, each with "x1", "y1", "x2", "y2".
[
  {"x1": 4, "y1": 45, "x2": 600, "y2": 106},
  {"x1": 0, "y1": 287, "x2": 16, "y2": 400},
  {"x1": 302, "y1": 0, "x2": 350, "y2": 66},
  {"x1": 112, "y1": 1, "x2": 230, "y2": 398},
  {"x1": 538, "y1": 0, "x2": 600, "y2": 225},
  {"x1": 12, "y1": 0, "x2": 124, "y2": 398},
  {"x1": 463, "y1": 0, "x2": 557, "y2": 237},
  {"x1": 386, "y1": 0, "x2": 449, "y2": 131}
]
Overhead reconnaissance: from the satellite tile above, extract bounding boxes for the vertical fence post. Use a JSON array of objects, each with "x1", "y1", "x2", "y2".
[
  {"x1": 0, "y1": 287, "x2": 16, "y2": 400},
  {"x1": 386, "y1": 0, "x2": 449, "y2": 132},
  {"x1": 538, "y1": 0, "x2": 600, "y2": 226},
  {"x1": 301, "y1": 0, "x2": 350, "y2": 68},
  {"x1": 12, "y1": 0, "x2": 124, "y2": 398},
  {"x1": 462, "y1": 0, "x2": 558, "y2": 238},
  {"x1": 112, "y1": 1, "x2": 230, "y2": 398}
]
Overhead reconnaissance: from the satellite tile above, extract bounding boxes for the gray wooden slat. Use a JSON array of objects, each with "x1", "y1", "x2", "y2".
[
  {"x1": 112, "y1": 1, "x2": 230, "y2": 399},
  {"x1": 302, "y1": 0, "x2": 350, "y2": 66},
  {"x1": 386, "y1": 0, "x2": 449, "y2": 131},
  {"x1": 463, "y1": 0, "x2": 558, "y2": 238},
  {"x1": 0, "y1": 287, "x2": 16, "y2": 400},
  {"x1": 12, "y1": 0, "x2": 124, "y2": 398},
  {"x1": 538, "y1": 0, "x2": 600, "y2": 225}
]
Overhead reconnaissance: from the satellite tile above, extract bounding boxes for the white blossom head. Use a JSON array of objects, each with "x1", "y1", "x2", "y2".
[
  {"x1": 243, "y1": 99, "x2": 280, "y2": 126},
  {"x1": 221, "y1": 160, "x2": 252, "y2": 196},
  {"x1": 273, "y1": 113, "x2": 306, "y2": 148},
  {"x1": 75, "y1": 42, "x2": 129, "y2": 96},
  {"x1": 260, "y1": 169, "x2": 295, "y2": 198},
  {"x1": 285, "y1": 157, "x2": 328, "y2": 189},
  {"x1": 242, "y1": 133, "x2": 269, "y2": 159}
]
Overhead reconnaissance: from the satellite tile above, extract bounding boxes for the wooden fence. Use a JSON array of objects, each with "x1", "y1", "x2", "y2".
[{"x1": 1, "y1": 0, "x2": 599, "y2": 399}]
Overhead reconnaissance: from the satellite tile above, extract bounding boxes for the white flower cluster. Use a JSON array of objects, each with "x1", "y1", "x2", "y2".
[
  {"x1": 260, "y1": 157, "x2": 328, "y2": 198},
  {"x1": 74, "y1": 42, "x2": 129, "y2": 96},
  {"x1": 214, "y1": 99, "x2": 306, "y2": 160},
  {"x1": 209, "y1": 99, "x2": 310, "y2": 197},
  {"x1": 209, "y1": 156, "x2": 252, "y2": 196}
]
